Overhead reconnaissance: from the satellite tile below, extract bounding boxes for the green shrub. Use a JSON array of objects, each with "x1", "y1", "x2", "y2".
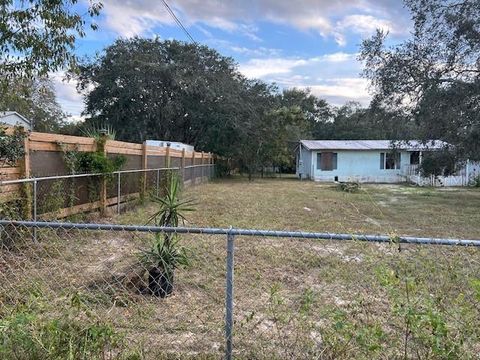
[
  {"x1": 76, "y1": 151, "x2": 126, "y2": 175},
  {"x1": 0, "y1": 125, "x2": 26, "y2": 167},
  {"x1": 420, "y1": 150, "x2": 457, "y2": 177},
  {"x1": 0, "y1": 296, "x2": 122, "y2": 360},
  {"x1": 337, "y1": 181, "x2": 360, "y2": 193},
  {"x1": 471, "y1": 175, "x2": 480, "y2": 187}
]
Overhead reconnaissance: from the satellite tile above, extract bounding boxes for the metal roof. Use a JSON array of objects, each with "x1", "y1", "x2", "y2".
[{"x1": 300, "y1": 140, "x2": 447, "y2": 151}]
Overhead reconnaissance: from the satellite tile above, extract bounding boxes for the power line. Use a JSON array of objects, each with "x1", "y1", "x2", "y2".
[{"x1": 161, "y1": 0, "x2": 196, "y2": 44}]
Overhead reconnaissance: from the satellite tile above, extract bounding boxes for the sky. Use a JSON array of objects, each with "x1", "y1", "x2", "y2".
[{"x1": 56, "y1": 0, "x2": 413, "y2": 121}]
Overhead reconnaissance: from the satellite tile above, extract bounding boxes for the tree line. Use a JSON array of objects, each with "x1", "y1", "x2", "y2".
[{"x1": 1, "y1": 0, "x2": 478, "y2": 176}]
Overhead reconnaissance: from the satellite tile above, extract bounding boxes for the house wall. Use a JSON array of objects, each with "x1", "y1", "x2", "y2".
[
  {"x1": 311, "y1": 150, "x2": 412, "y2": 183},
  {"x1": 296, "y1": 145, "x2": 313, "y2": 179},
  {"x1": 0, "y1": 114, "x2": 31, "y2": 130}
]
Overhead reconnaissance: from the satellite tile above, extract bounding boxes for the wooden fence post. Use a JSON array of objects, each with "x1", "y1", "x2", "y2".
[
  {"x1": 141, "y1": 141, "x2": 148, "y2": 200},
  {"x1": 200, "y1": 152, "x2": 204, "y2": 182},
  {"x1": 192, "y1": 151, "x2": 196, "y2": 185},
  {"x1": 99, "y1": 133, "x2": 108, "y2": 216},
  {"x1": 20, "y1": 131, "x2": 32, "y2": 219},
  {"x1": 181, "y1": 148, "x2": 186, "y2": 182},
  {"x1": 165, "y1": 144, "x2": 171, "y2": 168}
]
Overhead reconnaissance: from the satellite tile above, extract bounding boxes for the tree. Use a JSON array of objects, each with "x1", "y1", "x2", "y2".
[
  {"x1": 281, "y1": 88, "x2": 332, "y2": 128},
  {"x1": 360, "y1": 0, "x2": 480, "y2": 159},
  {"x1": 0, "y1": 77, "x2": 67, "y2": 132},
  {"x1": 78, "y1": 38, "x2": 244, "y2": 157},
  {"x1": 0, "y1": 0, "x2": 102, "y2": 90}
]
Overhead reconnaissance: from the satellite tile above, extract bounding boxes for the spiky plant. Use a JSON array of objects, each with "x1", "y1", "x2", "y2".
[
  {"x1": 143, "y1": 172, "x2": 195, "y2": 297},
  {"x1": 81, "y1": 124, "x2": 116, "y2": 141}
]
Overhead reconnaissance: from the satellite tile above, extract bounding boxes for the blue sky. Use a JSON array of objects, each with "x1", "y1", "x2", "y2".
[{"x1": 56, "y1": 0, "x2": 413, "y2": 120}]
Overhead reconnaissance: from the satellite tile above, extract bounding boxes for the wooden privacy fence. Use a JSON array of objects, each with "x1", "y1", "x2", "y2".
[{"x1": 0, "y1": 129, "x2": 216, "y2": 218}]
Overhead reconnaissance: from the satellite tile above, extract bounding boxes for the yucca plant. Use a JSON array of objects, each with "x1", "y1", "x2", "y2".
[{"x1": 143, "y1": 172, "x2": 195, "y2": 297}]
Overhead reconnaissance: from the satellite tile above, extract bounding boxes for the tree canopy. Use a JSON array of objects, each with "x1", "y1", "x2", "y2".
[
  {"x1": 0, "y1": 77, "x2": 67, "y2": 132},
  {"x1": 78, "y1": 38, "x2": 330, "y2": 175},
  {"x1": 0, "y1": 0, "x2": 102, "y2": 89},
  {"x1": 360, "y1": 0, "x2": 480, "y2": 160}
]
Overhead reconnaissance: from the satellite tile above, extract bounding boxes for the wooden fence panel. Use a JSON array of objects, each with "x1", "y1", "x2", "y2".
[{"x1": 0, "y1": 128, "x2": 216, "y2": 217}]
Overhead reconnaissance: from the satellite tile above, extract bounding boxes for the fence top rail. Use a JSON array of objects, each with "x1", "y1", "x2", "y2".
[
  {"x1": 0, "y1": 163, "x2": 216, "y2": 185},
  {"x1": 0, "y1": 166, "x2": 188, "y2": 185},
  {"x1": 184, "y1": 164, "x2": 215, "y2": 169},
  {"x1": 1, "y1": 220, "x2": 479, "y2": 247}
]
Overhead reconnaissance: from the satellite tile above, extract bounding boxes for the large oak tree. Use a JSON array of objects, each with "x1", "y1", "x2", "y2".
[{"x1": 360, "y1": 0, "x2": 480, "y2": 160}]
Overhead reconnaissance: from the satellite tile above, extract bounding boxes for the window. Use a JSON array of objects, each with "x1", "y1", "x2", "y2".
[
  {"x1": 410, "y1": 151, "x2": 420, "y2": 165},
  {"x1": 317, "y1": 152, "x2": 337, "y2": 171},
  {"x1": 380, "y1": 152, "x2": 401, "y2": 170}
]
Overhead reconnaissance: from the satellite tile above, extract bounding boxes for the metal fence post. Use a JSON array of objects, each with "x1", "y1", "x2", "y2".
[
  {"x1": 225, "y1": 231, "x2": 235, "y2": 360},
  {"x1": 33, "y1": 179, "x2": 37, "y2": 242},
  {"x1": 117, "y1": 172, "x2": 121, "y2": 214},
  {"x1": 156, "y1": 169, "x2": 160, "y2": 197}
]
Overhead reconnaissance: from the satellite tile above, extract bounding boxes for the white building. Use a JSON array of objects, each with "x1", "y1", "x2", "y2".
[
  {"x1": 0, "y1": 111, "x2": 32, "y2": 130},
  {"x1": 295, "y1": 139, "x2": 477, "y2": 186},
  {"x1": 146, "y1": 140, "x2": 194, "y2": 152}
]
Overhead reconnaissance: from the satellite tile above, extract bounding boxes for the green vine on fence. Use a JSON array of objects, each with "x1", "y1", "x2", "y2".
[
  {"x1": 0, "y1": 126, "x2": 26, "y2": 168},
  {"x1": 0, "y1": 126, "x2": 27, "y2": 219},
  {"x1": 57, "y1": 136, "x2": 126, "y2": 210}
]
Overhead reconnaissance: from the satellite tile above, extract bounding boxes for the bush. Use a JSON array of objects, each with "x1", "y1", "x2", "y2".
[
  {"x1": 471, "y1": 175, "x2": 480, "y2": 187},
  {"x1": 337, "y1": 181, "x2": 360, "y2": 193},
  {"x1": 420, "y1": 151, "x2": 457, "y2": 177},
  {"x1": 0, "y1": 125, "x2": 26, "y2": 167},
  {"x1": 0, "y1": 295, "x2": 123, "y2": 360},
  {"x1": 76, "y1": 151, "x2": 126, "y2": 174}
]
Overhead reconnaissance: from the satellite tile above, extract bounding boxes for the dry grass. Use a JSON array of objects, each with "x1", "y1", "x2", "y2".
[
  {"x1": 1, "y1": 177, "x2": 480, "y2": 359},
  {"x1": 122, "y1": 177, "x2": 480, "y2": 239}
]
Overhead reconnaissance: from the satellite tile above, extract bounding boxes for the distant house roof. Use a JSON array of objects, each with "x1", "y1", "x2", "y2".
[
  {"x1": 299, "y1": 140, "x2": 447, "y2": 151},
  {"x1": 0, "y1": 111, "x2": 32, "y2": 129}
]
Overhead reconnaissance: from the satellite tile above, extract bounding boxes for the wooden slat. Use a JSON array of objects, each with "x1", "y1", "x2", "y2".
[
  {"x1": 29, "y1": 132, "x2": 96, "y2": 145},
  {"x1": 106, "y1": 140, "x2": 143, "y2": 150},
  {"x1": 105, "y1": 146, "x2": 143, "y2": 155},
  {"x1": 3, "y1": 126, "x2": 15, "y2": 135},
  {"x1": 0, "y1": 167, "x2": 20, "y2": 174},
  {"x1": 39, "y1": 193, "x2": 140, "y2": 219},
  {"x1": 145, "y1": 146, "x2": 167, "y2": 156},
  {"x1": 0, "y1": 184, "x2": 21, "y2": 193},
  {"x1": 0, "y1": 173, "x2": 20, "y2": 181},
  {"x1": 29, "y1": 141, "x2": 95, "y2": 152},
  {"x1": 169, "y1": 149, "x2": 183, "y2": 157}
]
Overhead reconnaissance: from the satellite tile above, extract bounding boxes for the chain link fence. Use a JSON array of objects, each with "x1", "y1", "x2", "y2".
[
  {"x1": 1, "y1": 220, "x2": 479, "y2": 359},
  {"x1": 0, "y1": 164, "x2": 215, "y2": 221}
]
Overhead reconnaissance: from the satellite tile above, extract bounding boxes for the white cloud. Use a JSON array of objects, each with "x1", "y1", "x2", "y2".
[
  {"x1": 239, "y1": 52, "x2": 359, "y2": 79},
  {"x1": 50, "y1": 72, "x2": 86, "y2": 120},
  {"x1": 230, "y1": 46, "x2": 281, "y2": 57},
  {"x1": 306, "y1": 78, "x2": 370, "y2": 105},
  {"x1": 337, "y1": 14, "x2": 399, "y2": 36},
  {"x1": 239, "y1": 52, "x2": 370, "y2": 105},
  {"x1": 240, "y1": 58, "x2": 308, "y2": 78},
  {"x1": 98, "y1": 0, "x2": 411, "y2": 44}
]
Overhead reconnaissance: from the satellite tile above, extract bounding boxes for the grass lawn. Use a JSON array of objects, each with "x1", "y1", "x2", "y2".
[
  {"x1": 123, "y1": 176, "x2": 480, "y2": 239},
  {"x1": 2, "y1": 177, "x2": 480, "y2": 359}
]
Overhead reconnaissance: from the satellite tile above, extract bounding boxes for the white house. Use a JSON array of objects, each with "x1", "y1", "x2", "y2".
[
  {"x1": 296, "y1": 140, "x2": 448, "y2": 183},
  {"x1": 145, "y1": 140, "x2": 194, "y2": 152},
  {"x1": 0, "y1": 111, "x2": 32, "y2": 130}
]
